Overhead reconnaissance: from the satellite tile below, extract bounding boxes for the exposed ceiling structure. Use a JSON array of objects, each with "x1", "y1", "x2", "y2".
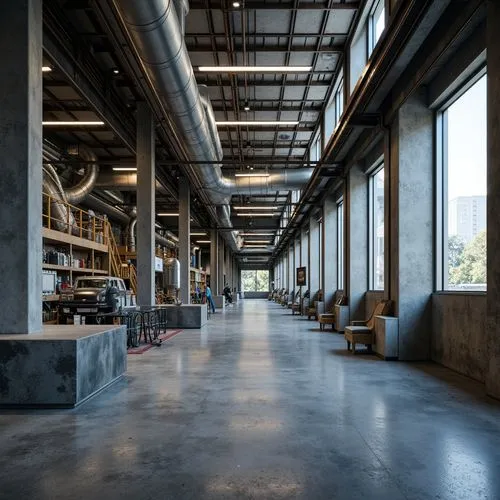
[{"x1": 41, "y1": 0, "x2": 359, "y2": 266}]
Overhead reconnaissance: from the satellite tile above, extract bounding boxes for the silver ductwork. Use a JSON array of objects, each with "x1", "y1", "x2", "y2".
[
  {"x1": 113, "y1": 0, "x2": 313, "y2": 252},
  {"x1": 65, "y1": 145, "x2": 100, "y2": 205},
  {"x1": 126, "y1": 216, "x2": 177, "y2": 251}
]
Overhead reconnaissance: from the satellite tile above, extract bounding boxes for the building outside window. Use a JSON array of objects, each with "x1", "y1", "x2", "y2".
[
  {"x1": 337, "y1": 200, "x2": 344, "y2": 290},
  {"x1": 241, "y1": 270, "x2": 270, "y2": 292},
  {"x1": 369, "y1": 166, "x2": 384, "y2": 290},
  {"x1": 368, "y1": 0, "x2": 385, "y2": 56},
  {"x1": 438, "y1": 74, "x2": 487, "y2": 291}
]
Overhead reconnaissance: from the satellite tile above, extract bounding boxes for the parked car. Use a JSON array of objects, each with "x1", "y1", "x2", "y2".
[{"x1": 59, "y1": 276, "x2": 129, "y2": 324}]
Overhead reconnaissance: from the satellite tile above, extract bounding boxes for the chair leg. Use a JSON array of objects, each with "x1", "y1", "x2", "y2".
[
  {"x1": 352, "y1": 343, "x2": 356, "y2": 354},
  {"x1": 346, "y1": 340, "x2": 350, "y2": 351}
]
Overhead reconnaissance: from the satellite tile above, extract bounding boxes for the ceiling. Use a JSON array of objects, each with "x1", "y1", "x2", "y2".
[{"x1": 42, "y1": 0, "x2": 359, "y2": 265}]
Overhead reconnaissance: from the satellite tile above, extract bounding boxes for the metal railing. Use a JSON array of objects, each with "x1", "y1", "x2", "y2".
[{"x1": 42, "y1": 191, "x2": 109, "y2": 245}]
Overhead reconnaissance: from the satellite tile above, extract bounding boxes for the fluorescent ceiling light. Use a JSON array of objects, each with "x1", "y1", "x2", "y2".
[
  {"x1": 216, "y1": 121, "x2": 298, "y2": 126},
  {"x1": 42, "y1": 121, "x2": 105, "y2": 126},
  {"x1": 243, "y1": 245, "x2": 270, "y2": 248},
  {"x1": 244, "y1": 240, "x2": 272, "y2": 243},
  {"x1": 199, "y1": 66, "x2": 312, "y2": 73},
  {"x1": 233, "y1": 206, "x2": 278, "y2": 210},
  {"x1": 157, "y1": 213, "x2": 179, "y2": 216},
  {"x1": 196, "y1": 240, "x2": 212, "y2": 244},
  {"x1": 232, "y1": 1, "x2": 241, "y2": 7},
  {"x1": 235, "y1": 173, "x2": 270, "y2": 178},
  {"x1": 190, "y1": 232, "x2": 207, "y2": 236},
  {"x1": 42, "y1": 66, "x2": 52, "y2": 72},
  {"x1": 113, "y1": 167, "x2": 137, "y2": 172},
  {"x1": 239, "y1": 233, "x2": 274, "y2": 236},
  {"x1": 236, "y1": 213, "x2": 277, "y2": 217}
]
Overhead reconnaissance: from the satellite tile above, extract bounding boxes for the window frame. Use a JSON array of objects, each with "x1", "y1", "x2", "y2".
[
  {"x1": 368, "y1": 162, "x2": 384, "y2": 291},
  {"x1": 435, "y1": 68, "x2": 487, "y2": 292},
  {"x1": 368, "y1": 0, "x2": 385, "y2": 57},
  {"x1": 337, "y1": 198, "x2": 344, "y2": 290}
]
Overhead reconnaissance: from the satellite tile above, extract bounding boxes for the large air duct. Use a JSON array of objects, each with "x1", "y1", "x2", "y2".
[
  {"x1": 65, "y1": 145, "x2": 100, "y2": 205},
  {"x1": 113, "y1": 0, "x2": 313, "y2": 252}
]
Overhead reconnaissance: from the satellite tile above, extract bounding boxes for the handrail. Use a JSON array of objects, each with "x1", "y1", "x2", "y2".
[{"x1": 42, "y1": 191, "x2": 109, "y2": 245}]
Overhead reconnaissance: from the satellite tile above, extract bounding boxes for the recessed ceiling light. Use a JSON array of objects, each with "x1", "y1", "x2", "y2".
[
  {"x1": 42, "y1": 66, "x2": 52, "y2": 72},
  {"x1": 113, "y1": 167, "x2": 137, "y2": 172},
  {"x1": 198, "y1": 66, "x2": 312, "y2": 73},
  {"x1": 233, "y1": 206, "x2": 278, "y2": 210},
  {"x1": 157, "y1": 213, "x2": 179, "y2": 216},
  {"x1": 232, "y1": 1, "x2": 241, "y2": 7},
  {"x1": 216, "y1": 121, "x2": 298, "y2": 126},
  {"x1": 42, "y1": 121, "x2": 105, "y2": 126},
  {"x1": 235, "y1": 173, "x2": 270, "y2": 177},
  {"x1": 196, "y1": 240, "x2": 212, "y2": 244},
  {"x1": 239, "y1": 233, "x2": 275, "y2": 236},
  {"x1": 113, "y1": 68, "x2": 120, "y2": 74},
  {"x1": 190, "y1": 232, "x2": 207, "y2": 236},
  {"x1": 244, "y1": 240, "x2": 272, "y2": 243},
  {"x1": 243, "y1": 102, "x2": 250, "y2": 111}
]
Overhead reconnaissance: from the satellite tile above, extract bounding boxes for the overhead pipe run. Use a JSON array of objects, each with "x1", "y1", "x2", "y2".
[{"x1": 112, "y1": 0, "x2": 313, "y2": 253}]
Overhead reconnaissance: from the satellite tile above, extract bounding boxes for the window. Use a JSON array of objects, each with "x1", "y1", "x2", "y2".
[
  {"x1": 310, "y1": 134, "x2": 320, "y2": 163},
  {"x1": 369, "y1": 166, "x2": 384, "y2": 290},
  {"x1": 335, "y1": 79, "x2": 344, "y2": 125},
  {"x1": 437, "y1": 74, "x2": 487, "y2": 291},
  {"x1": 241, "y1": 270, "x2": 269, "y2": 292},
  {"x1": 324, "y1": 75, "x2": 344, "y2": 142},
  {"x1": 368, "y1": 0, "x2": 385, "y2": 56},
  {"x1": 337, "y1": 200, "x2": 344, "y2": 290}
]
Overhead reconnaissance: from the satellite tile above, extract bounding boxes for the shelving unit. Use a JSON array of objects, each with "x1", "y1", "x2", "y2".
[{"x1": 190, "y1": 267, "x2": 206, "y2": 295}]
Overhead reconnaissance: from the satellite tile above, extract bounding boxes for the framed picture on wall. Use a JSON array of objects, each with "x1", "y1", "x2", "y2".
[{"x1": 296, "y1": 267, "x2": 307, "y2": 286}]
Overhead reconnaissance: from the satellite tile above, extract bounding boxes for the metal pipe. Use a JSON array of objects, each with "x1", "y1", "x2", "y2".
[{"x1": 65, "y1": 145, "x2": 100, "y2": 205}]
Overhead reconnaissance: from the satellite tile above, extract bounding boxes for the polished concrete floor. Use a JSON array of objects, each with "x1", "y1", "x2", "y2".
[{"x1": 1, "y1": 300, "x2": 500, "y2": 500}]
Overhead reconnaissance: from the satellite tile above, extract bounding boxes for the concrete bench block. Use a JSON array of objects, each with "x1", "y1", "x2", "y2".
[
  {"x1": 156, "y1": 304, "x2": 208, "y2": 328},
  {"x1": 334, "y1": 305, "x2": 350, "y2": 332},
  {"x1": 212, "y1": 296, "x2": 226, "y2": 309},
  {"x1": 374, "y1": 315, "x2": 399, "y2": 360},
  {"x1": 0, "y1": 325, "x2": 127, "y2": 407}
]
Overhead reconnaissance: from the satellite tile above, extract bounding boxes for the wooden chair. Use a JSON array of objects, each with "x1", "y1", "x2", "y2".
[
  {"x1": 318, "y1": 294, "x2": 347, "y2": 331},
  {"x1": 307, "y1": 289, "x2": 323, "y2": 320},
  {"x1": 287, "y1": 288, "x2": 299, "y2": 308},
  {"x1": 344, "y1": 300, "x2": 393, "y2": 354}
]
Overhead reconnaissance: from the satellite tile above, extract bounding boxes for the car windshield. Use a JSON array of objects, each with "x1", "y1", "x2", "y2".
[{"x1": 76, "y1": 279, "x2": 107, "y2": 289}]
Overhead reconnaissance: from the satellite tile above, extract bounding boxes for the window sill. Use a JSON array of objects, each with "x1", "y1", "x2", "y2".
[{"x1": 433, "y1": 290, "x2": 486, "y2": 296}]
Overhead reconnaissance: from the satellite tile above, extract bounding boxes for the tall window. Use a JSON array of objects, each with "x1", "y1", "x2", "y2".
[
  {"x1": 335, "y1": 79, "x2": 344, "y2": 125},
  {"x1": 325, "y1": 76, "x2": 344, "y2": 142},
  {"x1": 369, "y1": 166, "x2": 384, "y2": 290},
  {"x1": 438, "y1": 74, "x2": 487, "y2": 291},
  {"x1": 241, "y1": 270, "x2": 270, "y2": 292},
  {"x1": 337, "y1": 200, "x2": 344, "y2": 290},
  {"x1": 368, "y1": 0, "x2": 385, "y2": 56}
]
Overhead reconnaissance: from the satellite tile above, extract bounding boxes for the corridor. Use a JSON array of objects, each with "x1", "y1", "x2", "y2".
[{"x1": 1, "y1": 300, "x2": 500, "y2": 500}]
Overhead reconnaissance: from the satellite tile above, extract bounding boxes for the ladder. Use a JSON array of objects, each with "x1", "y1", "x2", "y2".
[{"x1": 107, "y1": 224, "x2": 137, "y2": 295}]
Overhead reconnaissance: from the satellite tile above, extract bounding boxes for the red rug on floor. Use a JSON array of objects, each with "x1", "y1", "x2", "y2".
[{"x1": 127, "y1": 329, "x2": 184, "y2": 355}]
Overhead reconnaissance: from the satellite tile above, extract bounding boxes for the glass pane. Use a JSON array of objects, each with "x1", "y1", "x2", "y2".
[
  {"x1": 444, "y1": 76, "x2": 487, "y2": 291},
  {"x1": 372, "y1": 168, "x2": 384, "y2": 290},
  {"x1": 241, "y1": 270, "x2": 269, "y2": 292}
]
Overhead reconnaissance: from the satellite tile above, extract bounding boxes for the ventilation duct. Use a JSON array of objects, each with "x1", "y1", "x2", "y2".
[
  {"x1": 65, "y1": 145, "x2": 100, "y2": 205},
  {"x1": 113, "y1": 0, "x2": 313, "y2": 252}
]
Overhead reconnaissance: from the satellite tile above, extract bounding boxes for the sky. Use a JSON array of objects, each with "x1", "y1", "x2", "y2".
[{"x1": 447, "y1": 75, "x2": 487, "y2": 201}]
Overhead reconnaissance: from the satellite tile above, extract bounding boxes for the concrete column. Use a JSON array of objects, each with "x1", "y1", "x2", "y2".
[
  {"x1": 178, "y1": 179, "x2": 190, "y2": 304},
  {"x1": 387, "y1": 88, "x2": 433, "y2": 360},
  {"x1": 288, "y1": 244, "x2": 295, "y2": 291},
  {"x1": 136, "y1": 103, "x2": 155, "y2": 306},
  {"x1": 210, "y1": 229, "x2": 218, "y2": 293},
  {"x1": 345, "y1": 163, "x2": 368, "y2": 320},
  {"x1": 301, "y1": 228, "x2": 309, "y2": 288},
  {"x1": 309, "y1": 217, "x2": 320, "y2": 293},
  {"x1": 0, "y1": 0, "x2": 42, "y2": 334},
  {"x1": 323, "y1": 197, "x2": 338, "y2": 308},
  {"x1": 217, "y1": 236, "x2": 224, "y2": 295},
  {"x1": 295, "y1": 237, "x2": 301, "y2": 288},
  {"x1": 486, "y1": 0, "x2": 500, "y2": 398}
]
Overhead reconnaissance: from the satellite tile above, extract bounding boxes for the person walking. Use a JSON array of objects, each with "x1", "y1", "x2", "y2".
[{"x1": 206, "y1": 284, "x2": 216, "y2": 313}]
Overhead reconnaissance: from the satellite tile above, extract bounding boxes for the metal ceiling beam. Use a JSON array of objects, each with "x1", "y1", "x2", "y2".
[
  {"x1": 198, "y1": 79, "x2": 332, "y2": 87},
  {"x1": 186, "y1": 32, "x2": 349, "y2": 38},
  {"x1": 189, "y1": 2, "x2": 360, "y2": 10},
  {"x1": 212, "y1": 103, "x2": 322, "y2": 111},
  {"x1": 187, "y1": 44, "x2": 344, "y2": 53},
  {"x1": 43, "y1": 5, "x2": 136, "y2": 152}
]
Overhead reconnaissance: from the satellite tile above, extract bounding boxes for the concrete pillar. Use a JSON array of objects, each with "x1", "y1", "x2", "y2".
[
  {"x1": 301, "y1": 228, "x2": 309, "y2": 289},
  {"x1": 309, "y1": 217, "x2": 320, "y2": 293},
  {"x1": 323, "y1": 197, "x2": 338, "y2": 308},
  {"x1": 0, "y1": 0, "x2": 42, "y2": 334},
  {"x1": 486, "y1": 0, "x2": 500, "y2": 398},
  {"x1": 210, "y1": 229, "x2": 218, "y2": 293},
  {"x1": 217, "y1": 236, "x2": 224, "y2": 295},
  {"x1": 178, "y1": 179, "x2": 190, "y2": 304},
  {"x1": 345, "y1": 163, "x2": 368, "y2": 320},
  {"x1": 136, "y1": 103, "x2": 155, "y2": 306},
  {"x1": 386, "y1": 88, "x2": 433, "y2": 360},
  {"x1": 288, "y1": 243, "x2": 295, "y2": 292}
]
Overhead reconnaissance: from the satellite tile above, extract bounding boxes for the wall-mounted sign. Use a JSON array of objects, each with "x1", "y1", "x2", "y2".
[
  {"x1": 296, "y1": 266, "x2": 307, "y2": 286},
  {"x1": 155, "y1": 256, "x2": 164, "y2": 272}
]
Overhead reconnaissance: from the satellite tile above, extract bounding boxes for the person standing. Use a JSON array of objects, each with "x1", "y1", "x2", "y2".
[{"x1": 206, "y1": 283, "x2": 216, "y2": 313}]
